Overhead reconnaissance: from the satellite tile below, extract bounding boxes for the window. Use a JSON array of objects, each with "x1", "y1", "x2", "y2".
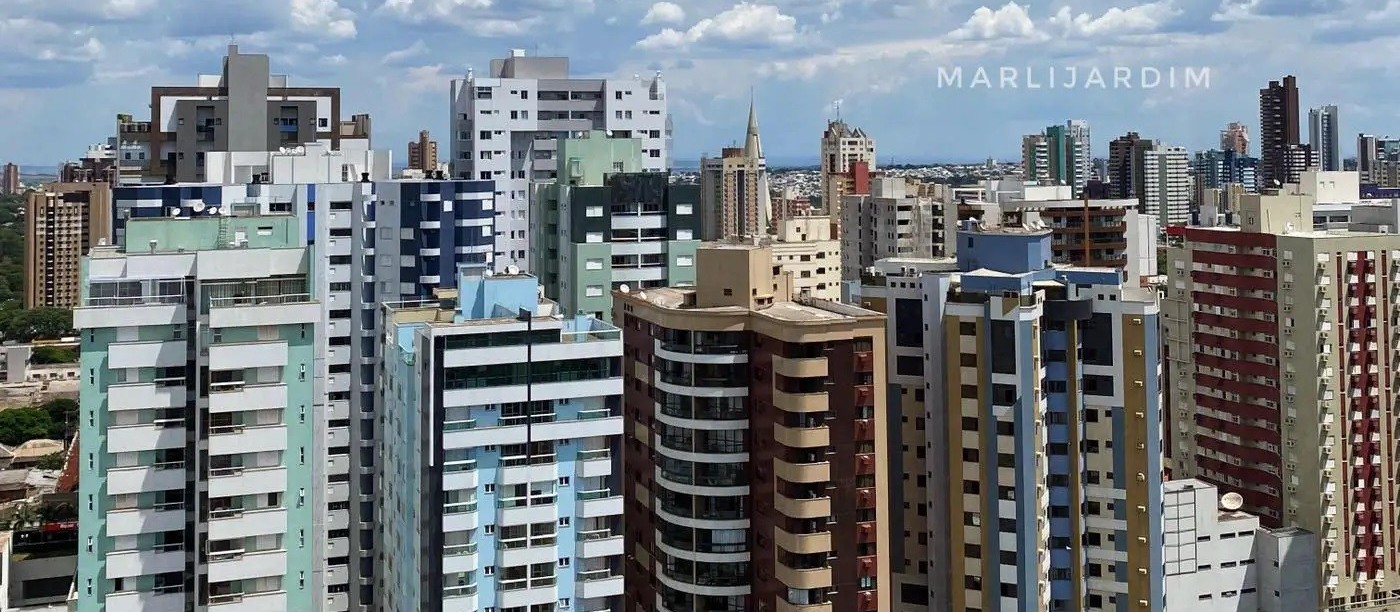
[
  {"x1": 585, "y1": 259, "x2": 604, "y2": 270},
  {"x1": 584, "y1": 232, "x2": 604, "y2": 243},
  {"x1": 961, "y1": 416, "x2": 977, "y2": 431},
  {"x1": 959, "y1": 321, "x2": 976, "y2": 336},
  {"x1": 676, "y1": 229, "x2": 694, "y2": 240},
  {"x1": 676, "y1": 256, "x2": 693, "y2": 267},
  {"x1": 585, "y1": 285, "x2": 604, "y2": 297},
  {"x1": 676, "y1": 204, "x2": 693, "y2": 215},
  {"x1": 585, "y1": 206, "x2": 603, "y2": 217}
]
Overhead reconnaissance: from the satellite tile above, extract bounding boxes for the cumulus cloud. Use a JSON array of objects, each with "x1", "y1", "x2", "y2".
[
  {"x1": 290, "y1": 0, "x2": 358, "y2": 38},
  {"x1": 641, "y1": 1, "x2": 685, "y2": 25},
  {"x1": 381, "y1": 39, "x2": 428, "y2": 64},
  {"x1": 949, "y1": 2, "x2": 1041, "y2": 40},
  {"x1": 636, "y1": 2, "x2": 799, "y2": 50},
  {"x1": 1048, "y1": 2, "x2": 1178, "y2": 37}
]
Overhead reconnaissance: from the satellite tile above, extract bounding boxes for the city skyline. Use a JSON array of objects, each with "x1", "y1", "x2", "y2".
[{"x1": 3, "y1": 0, "x2": 1400, "y2": 164}]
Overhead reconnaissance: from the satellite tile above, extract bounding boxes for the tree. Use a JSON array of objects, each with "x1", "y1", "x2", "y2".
[
  {"x1": 29, "y1": 345, "x2": 77, "y2": 365},
  {"x1": 1, "y1": 308, "x2": 73, "y2": 342},
  {"x1": 0, "y1": 407, "x2": 56, "y2": 447},
  {"x1": 32, "y1": 452, "x2": 64, "y2": 471},
  {"x1": 38, "y1": 399, "x2": 76, "y2": 440}
]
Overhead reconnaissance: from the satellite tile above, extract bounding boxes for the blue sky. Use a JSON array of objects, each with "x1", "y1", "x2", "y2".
[{"x1": 0, "y1": 0, "x2": 1396, "y2": 166}]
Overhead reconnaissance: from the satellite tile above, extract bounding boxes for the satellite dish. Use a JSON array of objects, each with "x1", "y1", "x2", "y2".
[
  {"x1": 618, "y1": 284, "x2": 630, "y2": 294},
  {"x1": 295, "y1": 146, "x2": 306, "y2": 155},
  {"x1": 216, "y1": 206, "x2": 228, "y2": 216},
  {"x1": 1284, "y1": 222, "x2": 1295, "y2": 234},
  {"x1": 505, "y1": 264, "x2": 520, "y2": 275},
  {"x1": 1220, "y1": 492, "x2": 1244, "y2": 511},
  {"x1": 168, "y1": 208, "x2": 181, "y2": 217},
  {"x1": 483, "y1": 270, "x2": 494, "y2": 278},
  {"x1": 191, "y1": 201, "x2": 205, "y2": 212}
]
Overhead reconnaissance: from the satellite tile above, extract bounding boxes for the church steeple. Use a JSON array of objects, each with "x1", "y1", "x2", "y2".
[{"x1": 744, "y1": 93, "x2": 763, "y2": 159}]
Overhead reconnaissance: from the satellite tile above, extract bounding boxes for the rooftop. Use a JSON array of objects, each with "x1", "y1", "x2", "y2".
[{"x1": 624, "y1": 287, "x2": 883, "y2": 322}]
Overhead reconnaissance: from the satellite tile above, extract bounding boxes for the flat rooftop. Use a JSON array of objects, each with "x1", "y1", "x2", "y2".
[{"x1": 625, "y1": 288, "x2": 883, "y2": 322}]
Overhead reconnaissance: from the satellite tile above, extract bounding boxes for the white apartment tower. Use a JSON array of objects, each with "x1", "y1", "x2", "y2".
[
  {"x1": 450, "y1": 49, "x2": 670, "y2": 272},
  {"x1": 1143, "y1": 145, "x2": 1192, "y2": 226}
]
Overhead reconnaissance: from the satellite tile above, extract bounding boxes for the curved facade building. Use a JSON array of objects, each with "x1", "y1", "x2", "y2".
[{"x1": 615, "y1": 243, "x2": 891, "y2": 612}]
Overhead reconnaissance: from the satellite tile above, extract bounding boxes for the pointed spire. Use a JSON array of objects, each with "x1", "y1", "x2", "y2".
[{"x1": 744, "y1": 91, "x2": 763, "y2": 160}]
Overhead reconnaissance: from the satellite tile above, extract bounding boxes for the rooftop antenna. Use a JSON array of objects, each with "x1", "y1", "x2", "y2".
[{"x1": 834, "y1": 99, "x2": 842, "y2": 121}]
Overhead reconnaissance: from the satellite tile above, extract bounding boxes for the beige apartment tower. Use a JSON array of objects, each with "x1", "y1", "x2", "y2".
[
  {"x1": 407, "y1": 129, "x2": 438, "y2": 172},
  {"x1": 616, "y1": 243, "x2": 892, "y2": 612},
  {"x1": 700, "y1": 101, "x2": 770, "y2": 239},
  {"x1": 24, "y1": 182, "x2": 112, "y2": 309},
  {"x1": 1163, "y1": 187, "x2": 1400, "y2": 611},
  {"x1": 820, "y1": 119, "x2": 875, "y2": 222}
]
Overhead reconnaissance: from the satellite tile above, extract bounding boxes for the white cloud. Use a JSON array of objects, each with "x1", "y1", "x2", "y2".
[
  {"x1": 99, "y1": 0, "x2": 158, "y2": 19},
  {"x1": 381, "y1": 40, "x2": 428, "y2": 64},
  {"x1": 379, "y1": 0, "x2": 492, "y2": 19},
  {"x1": 641, "y1": 1, "x2": 686, "y2": 25},
  {"x1": 636, "y1": 2, "x2": 798, "y2": 50},
  {"x1": 291, "y1": 0, "x2": 358, "y2": 38},
  {"x1": 949, "y1": 2, "x2": 1041, "y2": 40},
  {"x1": 1048, "y1": 2, "x2": 1178, "y2": 37}
]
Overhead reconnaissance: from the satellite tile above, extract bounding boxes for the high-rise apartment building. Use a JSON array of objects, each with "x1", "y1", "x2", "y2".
[
  {"x1": 535, "y1": 131, "x2": 700, "y2": 317},
  {"x1": 379, "y1": 270, "x2": 626, "y2": 612},
  {"x1": 938, "y1": 222, "x2": 1164, "y2": 611},
  {"x1": 132, "y1": 45, "x2": 371, "y2": 183},
  {"x1": 1310, "y1": 105, "x2": 1341, "y2": 172},
  {"x1": 1260, "y1": 75, "x2": 1301, "y2": 187},
  {"x1": 1354, "y1": 134, "x2": 1400, "y2": 185},
  {"x1": 615, "y1": 243, "x2": 891, "y2": 612},
  {"x1": 766, "y1": 215, "x2": 842, "y2": 301},
  {"x1": 1143, "y1": 144, "x2": 1192, "y2": 227},
  {"x1": 449, "y1": 49, "x2": 669, "y2": 272},
  {"x1": 1108, "y1": 132, "x2": 1158, "y2": 201},
  {"x1": 407, "y1": 129, "x2": 439, "y2": 173},
  {"x1": 841, "y1": 177, "x2": 951, "y2": 279},
  {"x1": 1022, "y1": 121, "x2": 1091, "y2": 196},
  {"x1": 1163, "y1": 188, "x2": 1400, "y2": 610},
  {"x1": 23, "y1": 182, "x2": 112, "y2": 309},
  {"x1": 1162, "y1": 479, "x2": 1318, "y2": 612},
  {"x1": 1192, "y1": 149, "x2": 1260, "y2": 197},
  {"x1": 74, "y1": 214, "x2": 321, "y2": 612},
  {"x1": 699, "y1": 101, "x2": 769, "y2": 240},
  {"x1": 2, "y1": 162, "x2": 20, "y2": 195},
  {"x1": 819, "y1": 119, "x2": 875, "y2": 221},
  {"x1": 1221, "y1": 121, "x2": 1251, "y2": 155},
  {"x1": 1278, "y1": 143, "x2": 1321, "y2": 187},
  {"x1": 104, "y1": 149, "x2": 496, "y2": 612}
]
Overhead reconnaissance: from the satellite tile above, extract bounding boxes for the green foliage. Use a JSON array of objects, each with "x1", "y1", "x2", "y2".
[
  {"x1": 0, "y1": 308, "x2": 73, "y2": 342},
  {"x1": 32, "y1": 452, "x2": 64, "y2": 470},
  {"x1": 0, "y1": 400, "x2": 76, "y2": 447},
  {"x1": 29, "y1": 345, "x2": 77, "y2": 365}
]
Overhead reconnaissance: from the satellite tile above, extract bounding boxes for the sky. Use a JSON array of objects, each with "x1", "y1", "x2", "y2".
[{"x1": 1, "y1": 0, "x2": 1398, "y2": 166}]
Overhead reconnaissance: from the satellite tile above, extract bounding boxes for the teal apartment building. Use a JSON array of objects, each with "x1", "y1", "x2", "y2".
[{"x1": 73, "y1": 214, "x2": 320, "y2": 612}]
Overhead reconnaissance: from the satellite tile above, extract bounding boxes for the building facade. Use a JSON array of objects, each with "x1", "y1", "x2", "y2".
[
  {"x1": 1143, "y1": 145, "x2": 1192, "y2": 227},
  {"x1": 1022, "y1": 121, "x2": 1091, "y2": 197},
  {"x1": 1259, "y1": 75, "x2": 1301, "y2": 187},
  {"x1": 379, "y1": 270, "x2": 626, "y2": 612},
  {"x1": 1309, "y1": 105, "x2": 1341, "y2": 172},
  {"x1": 615, "y1": 244, "x2": 891, "y2": 612},
  {"x1": 1162, "y1": 479, "x2": 1318, "y2": 612},
  {"x1": 699, "y1": 102, "x2": 769, "y2": 240},
  {"x1": 24, "y1": 182, "x2": 113, "y2": 309},
  {"x1": 407, "y1": 130, "x2": 439, "y2": 173},
  {"x1": 534, "y1": 131, "x2": 700, "y2": 318},
  {"x1": 2, "y1": 163, "x2": 19, "y2": 195},
  {"x1": 840, "y1": 177, "x2": 951, "y2": 280},
  {"x1": 74, "y1": 214, "x2": 320, "y2": 612},
  {"x1": 819, "y1": 119, "x2": 875, "y2": 221},
  {"x1": 1107, "y1": 132, "x2": 1157, "y2": 202},
  {"x1": 1221, "y1": 122, "x2": 1251, "y2": 155},
  {"x1": 138, "y1": 45, "x2": 369, "y2": 183},
  {"x1": 449, "y1": 49, "x2": 670, "y2": 272},
  {"x1": 1163, "y1": 188, "x2": 1400, "y2": 610},
  {"x1": 941, "y1": 223, "x2": 1164, "y2": 612},
  {"x1": 767, "y1": 215, "x2": 842, "y2": 301}
]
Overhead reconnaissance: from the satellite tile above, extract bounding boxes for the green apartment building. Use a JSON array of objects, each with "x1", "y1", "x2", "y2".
[
  {"x1": 73, "y1": 214, "x2": 320, "y2": 612},
  {"x1": 534, "y1": 131, "x2": 701, "y2": 319}
]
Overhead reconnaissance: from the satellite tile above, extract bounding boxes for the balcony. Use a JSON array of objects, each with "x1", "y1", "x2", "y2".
[
  {"x1": 773, "y1": 389, "x2": 829, "y2": 413},
  {"x1": 104, "y1": 588, "x2": 185, "y2": 612},
  {"x1": 106, "y1": 504, "x2": 185, "y2": 537},
  {"x1": 577, "y1": 529, "x2": 625, "y2": 557},
  {"x1": 107, "y1": 462, "x2": 186, "y2": 496},
  {"x1": 107, "y1": 383, "x2": 186, "y2": 412},
  {"x1": 207, "y1": 590, "x2": 287, "y2": 611},
  {"x1": 772, "y1": 355, "x2": 828, "y2": 378},
  {"x1": 576, "y1": 489, "x2": 624, "y2": 518},
  {"x1": 208, "y1": 508, "x2": 287, "y2": 540},
  {"x1": 207, "y1": 550, "x2": 288, "y2": 582},
  {"x1": 774, "y1": 492, "x2": 831, "y2": 519},
  {"x1": 774, "y1": 527, "x2": 833, "y2": 555},
  {"x1": 208, "y1": 383, "x2": 288, "y2": 413},
  {"x1": 776, "y1": 601, "x2": 833, "y2": 612},
  {"x1": 774, "y1": 423, "x2": 829, "y2": 449},
  {"x1": 576, "y1": 569, "x2": 625, "y2": 599},
  {"x1": 208, "y1": 466, "x2": 288, "y2": 498},
  {"x1": 209, "y1": 424, "x2": 288, "y2": 455},
  {"x1": 105, "y1": 546, "x2": 185, "y2": 579},
  {"x1": 108, "y1": 421, "x2": 186, "y2": 452},
  {"x1": 775, "y1": 563, "x2": 833, "y2": 589},
  {"x1": 107, "y1": 340, "x2": 185, "y2": 369},
  {"x1": 773, "y1": 459, "x2": 830, "y2": 484},
  {"x1": 208, "y1": 340, "x2": 289, "y2": 370},
  {"x1": 576, "y1": 449, "x2": 612, "y2": 478}
]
